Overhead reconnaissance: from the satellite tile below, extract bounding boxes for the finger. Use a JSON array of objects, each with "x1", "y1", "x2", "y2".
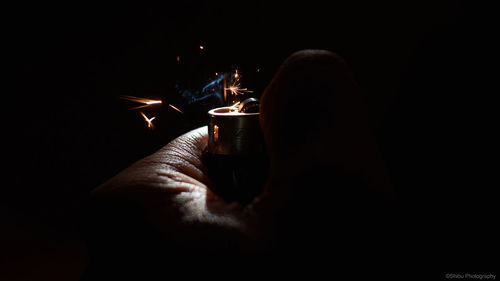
[
  {"x1": 259, "y1": 49, "x2": 393, "y2": 202},
  {"x1": 148, "y1": 126, "x2": 210, "y2": 186},
  {"x1": 256, "y1": 49, "x2": 398, "y2": 261},
  {"x1": 90, "y1": 126, "x2": 248, "y2": 243},
  {"x1": 92, "y1": 126, "x2": 210, "y2": 198},
  {"x1": 85, "y1": 127, "x2": 254, "y2": 277},
  {"x1": 87, "y1": 127, "x2": 220, "y2": 251}
]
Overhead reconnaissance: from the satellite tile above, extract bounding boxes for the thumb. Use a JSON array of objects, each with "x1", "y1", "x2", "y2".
[{"x1": 259, "y1": 49, "x2": 394, "y2": 207}]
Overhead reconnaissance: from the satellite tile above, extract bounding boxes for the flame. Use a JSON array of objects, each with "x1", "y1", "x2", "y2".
[
  {"x1": 140, "y1": 111, "x2": 156, "y2": 129},
  {"x1": 121, "y1": 95, "x2": 162, "y2": 110}
]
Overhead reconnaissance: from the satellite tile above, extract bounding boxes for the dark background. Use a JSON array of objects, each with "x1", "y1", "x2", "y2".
[{"x1": 4, "y1": 1, "x2": 496, "y2": 280}]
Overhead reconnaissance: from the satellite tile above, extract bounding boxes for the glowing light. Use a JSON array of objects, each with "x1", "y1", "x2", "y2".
[
  {"x1": 225, "y1": 69, "x2": 253, "y2": 96},
  {"x1": 226, "y1": 86, "x2": 253, "y2": 96},
  {"x1": 140, "y1": 111, "x2": 156, "y2": 129},
  {"x1": 168, "y1": 104, "x2": 184, "y2": 114},
  {"x1": 217, "y1": 101, "x2": 241, "y2": 113},
  {"x1": 256, "y1": 68, "x2": 260, "y2": 72},
  {"x1": 199, "y1": 45, "x2": 204, "y2": 50},
  {"x1": 121, "y1": 95, "x2": 162, "y2": 110},
  {"x1": 176, "y1": 56, "x2": 180, "y2": 62},
  {"x1": 121, "y1": 95, "x2": 183, "y2": 128},
  {"x1": 213, "y1": 125, "x2": 219, "y2": 142},
  {"x1": 229, "y1": 101, "x2": 240, "y2": 111}
]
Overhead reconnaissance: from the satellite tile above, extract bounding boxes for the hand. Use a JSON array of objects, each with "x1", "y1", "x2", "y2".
[
  {"x1": 84, "y1": 50, "x2": 395, "y2": 279},
  {"x1": 91, "y1": 126, "x2": 267, "y2": 250}
]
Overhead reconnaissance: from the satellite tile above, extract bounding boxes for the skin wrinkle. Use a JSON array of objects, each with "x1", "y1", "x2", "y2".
[
  {"x1": 161, "y1": 150, "x2": 205, "y2": 181},
  {"x1": 95, "y1": 160, "x2": 201, "y2": 199},
  {"x1": 164, "y1": 129, "x2": 207, "y2": 160},
  {"x1": 154, "y1": 169, "x2": 207, "y2": 189},
  {"x1": 171, "y1": 188, "x2": 247, "y2": 238},
  {"x1": 166, "y1": 175, "x2": 250, "y2": 235},
  {"x1": 138, "y1": 159, "x2": 210, "y2": 191},
  {"x1": 153, "y1": 128, "x2": 210, "y2": 186},
  {"x1": 144, "y1": 150, "x2": 199, "y2": 175}
]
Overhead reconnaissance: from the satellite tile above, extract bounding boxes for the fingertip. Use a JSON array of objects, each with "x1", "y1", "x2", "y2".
[
  {"x1": 259, "y1": 49, "x2": 360, "y2": 158},
  {"x1": 279, "y1": 49, "x2": 348, "y2": 70}
]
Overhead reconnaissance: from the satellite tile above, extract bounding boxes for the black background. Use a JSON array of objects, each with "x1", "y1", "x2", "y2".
[{"x1": 4, "y1": 1, "x2": 496, "y2": 280}]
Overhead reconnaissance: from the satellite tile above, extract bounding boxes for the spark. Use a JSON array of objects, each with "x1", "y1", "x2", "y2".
[
  {"x1": 121, "y1": 95, "x2": 162, "y2": 110},
  {"x1": 168, "y1": 104, "x2": 184, "y2": 114},
  {"x1": 225, "y1": 69, "x2": 253, "y2": 96},
  {"x1": 140, "y1": 111, "x2": 156, "y2": 129},
  {"x1": 199, "y1": 45, "x2": 204, "y2": 50},
  {"x1": 216, "y1": 101, "x2": 241, "y2": 113},
  {"x1": 228, "y1": 101, "x2": 241, "y2": 111},
  {"x1": 226, "y1": 86, "x2": 253, "y2": 96}
]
